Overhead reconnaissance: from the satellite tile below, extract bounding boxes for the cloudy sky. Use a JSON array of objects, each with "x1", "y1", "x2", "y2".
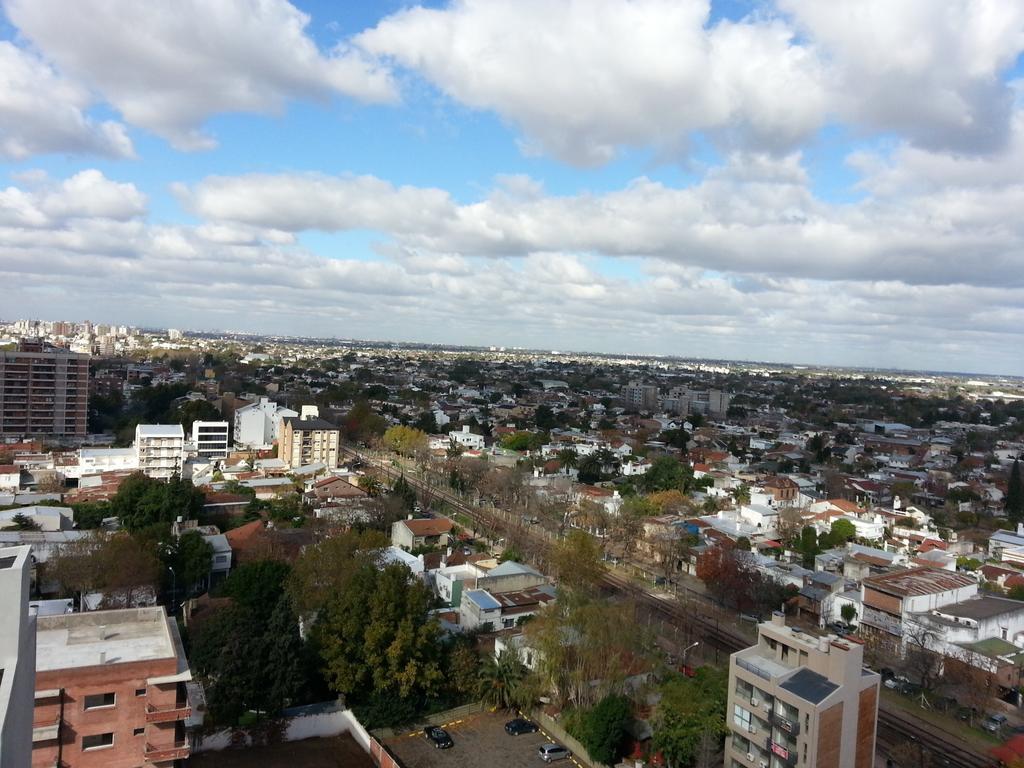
[{"x1": 1, "y1": 0, "x2": 1023, "y2": 375}]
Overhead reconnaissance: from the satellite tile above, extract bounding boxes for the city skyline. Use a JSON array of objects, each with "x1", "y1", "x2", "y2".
[{"x1": 1, "y1": 0, "x2": 1024, "y2": 375}]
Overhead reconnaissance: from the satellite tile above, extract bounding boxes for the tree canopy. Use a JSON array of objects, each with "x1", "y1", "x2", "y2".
[
  {"x1": 653, "y1": 667, "x2": 729, "y2": 768},
  {"x1": 315, "y1": 563, "x2": 444, "y2": 706},
  {"x1": 110, "y1": 473, "x2": 205, "y2": 532}
]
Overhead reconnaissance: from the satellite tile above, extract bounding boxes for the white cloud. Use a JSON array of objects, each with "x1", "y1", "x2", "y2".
[
  {"x1": 181, "y1": 151, "x2": 1024, "y2": 288},
  {"x1": 355, "y1": 0, "x2": 826, "y2": 166},
  {"x1": 4, "y1": 0, "x2": 398, "y2": 151},
  {"x1": 781, "y1": 0, "x2": 1024, "y2": 153},
  {"x1": 0, "y1": 42, "x2": 133, "y2": 159},
  {"x1": 0, "y1": 169, "x2": 146, "y2": 227},
  {"x1": 1, "y1": 166, "x2": 1022, "y2": 372}
]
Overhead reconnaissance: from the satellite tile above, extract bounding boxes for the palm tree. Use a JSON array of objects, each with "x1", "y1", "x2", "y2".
[
  {"x1": 731, "y1": 483, "x2": 751, "y2": 506},
  {"x1": 557, "y1": 448, "x2": 579, "y2": 474},
  {"x1": 478, "y1": 651, "x2": 527, "y2": 710},
  {"x1": 577, "y1": 453, "x2": 604, "y2": 483}
]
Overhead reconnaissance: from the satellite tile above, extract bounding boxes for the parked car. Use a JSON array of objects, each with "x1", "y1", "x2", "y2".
[
  {"x1": 883, "y1": 674, "x2": 909, "y2": 690},
  {"x1": 828, "y1": 621, "x2": 850, "y2": 634},
  {"x1": 505, "y1": 718, "x2": 540, "y2": 736},
  {"x1": 424, "y1": 726, "x2": 454, "y2": 749},
  {"x1": 981, "y1": 713, "x2": 1008, "y2": 733},
  {"x1": 538, "y1": 744, "x2": 572, "y2": 762}
]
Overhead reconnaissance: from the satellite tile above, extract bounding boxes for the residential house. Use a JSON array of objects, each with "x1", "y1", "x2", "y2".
[{"x1": 391, "y1": 518, "x2": 453, "y2": 551}]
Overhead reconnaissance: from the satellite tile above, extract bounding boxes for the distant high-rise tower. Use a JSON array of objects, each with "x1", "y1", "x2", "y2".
[{"x1": 0, "y1": 340, "x2": 89, "y2": 438}]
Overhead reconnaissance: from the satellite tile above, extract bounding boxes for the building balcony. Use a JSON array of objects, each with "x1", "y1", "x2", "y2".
[
  {"x1": 144, "y1": 741, "x2": 190, "y2": 762},
  {"x1": 32, "y1": 716, "x2": 60, "y2": 742},
  {"x1": 769, "y1": 741, "x2": 797, "y2": 766},
  {"x1": 770, "y1": 712, "x2": 800, "y2": 736},
  {"x1": 145, "y1": 702, "x2": 192, "y2": 723}
]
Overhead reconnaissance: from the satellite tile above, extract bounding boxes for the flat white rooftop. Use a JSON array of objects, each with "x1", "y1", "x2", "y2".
[{"x1": 36, "y1": 607, "x2": 175, "y2": 671}]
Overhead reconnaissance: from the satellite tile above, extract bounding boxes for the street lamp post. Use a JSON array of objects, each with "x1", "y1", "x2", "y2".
[{"x1": 167, "y1": 566, "x2": 176, "y2": 612}]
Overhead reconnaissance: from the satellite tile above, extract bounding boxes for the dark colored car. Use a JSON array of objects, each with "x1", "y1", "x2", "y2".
[
  {"x1": 506, "y1": 718, "x2": 540, "y2": 736},
  {"x1": 424, "y1": 726, "x2": 454, "y2": 749}
]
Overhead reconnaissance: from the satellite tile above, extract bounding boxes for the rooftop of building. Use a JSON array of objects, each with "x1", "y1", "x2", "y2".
[
  {"x1": 399, "y1": 517, "x2": 453, "y2": 536},
  {"x1": 36, "y1": 607, "x2": 179, "y2": 671},
  {"x1": 136, "y1": 424, "x2": 185, "y2": 439},
  {"x1": 933, "y1": 595, "x2": 1024, "y2": 621},
  {"x1": 862, "y1": 567, "x2": 976, "y2": 597},
  {"x1": 282, "y1": 416, "x2": 338, "y2": 431},
  {"x1": 779, "y1": 667, "x2": 840, "y2": 704}
]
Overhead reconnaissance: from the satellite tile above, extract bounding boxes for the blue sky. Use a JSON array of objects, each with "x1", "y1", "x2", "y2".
[{"x1": 1, "y1": 0, "x2": 1023, "y2": 374}]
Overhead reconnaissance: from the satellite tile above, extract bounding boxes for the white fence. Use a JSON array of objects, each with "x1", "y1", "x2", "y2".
[{"x1": 194, "y1": 701, "x2": 372, "y2": 753}]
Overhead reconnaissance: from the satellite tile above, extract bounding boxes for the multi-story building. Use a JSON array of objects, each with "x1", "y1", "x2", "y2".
[
  {"x1": 725, "y1": 613, "x2": 879, "y2": 768},
  {"x1": 134, "y1": 425, "x2": 185, "y2": 479},
  {"x1": 1, "y1": 546, "x2": 36, "y2": 768},
  {"x1": 859, "y1": 567, "x2": 977, "y2": 656},
  {"x1": 190, "y1": 421, "x2": 229, "y2": 461},
  {"x1": 278, "y1": 407, "x2": 340, "y2": 469},
  {"x1": 0, "y1": 340, "x2": 89, "y2": 438},
  {"x1": 665, "y1": 387, "x2": 732, "y2": 416},
  {"x1": 621, "y1": 381, "x2": 659, "y2": 412},
  {"x1": 32, "y1": 607, "x2": 192, "y2": 768},
  {"x1": 232, "y1": 397, "x2": 297, "y2": 449}
]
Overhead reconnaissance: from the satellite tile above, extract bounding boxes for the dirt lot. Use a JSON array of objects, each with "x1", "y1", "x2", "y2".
[
  {"x1": 384, "y1": 711, "x2": 581, "y2": 768},
  {"x1": 187, "y1": 733, "x2": 374, "y2": 767}
]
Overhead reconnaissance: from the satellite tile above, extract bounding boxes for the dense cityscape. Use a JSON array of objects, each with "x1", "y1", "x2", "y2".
[
  {"x1": 0, "y1": 317, "x2": 1022, "y2": 768},
  {"x1": 3, "y1": 2, "x2": 1024, "y2": 768}
]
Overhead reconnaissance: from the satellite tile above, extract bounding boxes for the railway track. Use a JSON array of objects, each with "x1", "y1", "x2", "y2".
[{"x1": 343, "y1": 445, "x2": 996, "y2": 768}]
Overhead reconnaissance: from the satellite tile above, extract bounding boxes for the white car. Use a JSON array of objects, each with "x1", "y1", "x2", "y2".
[{"x1": 538, "y1": 744, "x2": 572, "y2": 762}]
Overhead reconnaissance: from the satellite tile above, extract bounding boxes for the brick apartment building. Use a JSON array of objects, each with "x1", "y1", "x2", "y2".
[
  {"x1": 278, "y1": 407, "x2": 340, "y2": 469},
  {"x1": 0, "y1": 340, "x2": 89, "y2": 439},
  {"x1": 32, "y1": 608, "x2": 193, "y2": 768},
  {"x1": 725, "y1": 613, "x2": 879, "y2": 768}
]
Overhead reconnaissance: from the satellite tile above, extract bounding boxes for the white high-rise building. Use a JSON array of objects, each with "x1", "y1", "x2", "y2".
[
  {"x1": 0, "y1": 546, "x2": 36, "y2": 768},
  {"x1": 233, "y1": 397, "x2": 297, "y2": 449},
  {"x1": 135, "y1": 424, "x2": 185, "y2": 479}
]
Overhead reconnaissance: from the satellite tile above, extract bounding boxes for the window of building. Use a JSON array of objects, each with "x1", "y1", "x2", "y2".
[
  {"x1": 83, "y1": 692, "x2": 116, "y2": 710},
  {"x1": 733, "y1": 704, "x2": 752, "y2": 730},
  {"x1": 82, "y1": 733, "x2": 114, "y2": 750},
  {"x1": 133, "y1": 727, "x2": 145, "y2": 736},
  {"x1": 135, "y1": 688, "x2": 146, "y2": 697}
]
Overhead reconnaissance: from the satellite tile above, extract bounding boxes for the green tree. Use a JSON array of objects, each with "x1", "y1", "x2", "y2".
[
  {"x1": 579, "y1": 694, "x2": 633, "y2": 766},
  {"x1": 391, "y1": 475, "x2": 419, "y2": 511},
  {"x1": 413, "y1": 411, "x2": 439, "y2": 434},
  {"x1": 261, "y1": 594, "x2": 308, "y2": 714},
  {"x1": 478, "y1": 650, "x2": 526, "y2": 710},
  {"x1": 8, "y1": 513, "x2": 40, "y2": 531},
  {"x1": 1007, "y1": 459, "x2": 1024, "y2": 523},
  {"x1": 287, "y1": 529, "x2": 386, "y2": 615},
  {"x1": 70, "y1": 501, "x2": 111, "y2": 529},
  {"x1": 735, "y1": 536, "x2": 751, "y2": 551},
  {"x1": 315, "y1": 563, "x2": 444, "y2": 705},
  {"x1": 798, "y1": 525, "x2": 820, "y2": 567},
  {"x1": 169, "y1": 530, "x2": 214, "y2": 595},
  {"x1": 841, "y1": 603, "x2": 857, "y2": 624},
  {"x1": 535, "y1": 404, "x2": 557, "y2": 431},
  {"x1": 110, "y1": 473, "x2": 205, "y2": 532},
  {"x1": 218, "y1": 560, "x2": 291, "y2": 619},
  {"x1": 820, "y1": 518, "x2": 857, "y2": 548},
  {"x1": 170, "y1": 398, "x2": 221, "y2": 432},
  {"x1": 641, "y1": 456, "x2": 695, "y2": 493},
  {"x1": 653, "y1": 667, "x2": 728, "y2": 768}
]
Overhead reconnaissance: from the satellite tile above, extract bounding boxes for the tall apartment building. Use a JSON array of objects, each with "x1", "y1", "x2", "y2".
[
  {"x1": 233, "y1": 397, "x2": 297, "y2": 449},
  {"x1": 134, "y1": 425, "x2": 185, "y2": 479},
  {"x1": 0, "y1": 340, "x2": 89, "y2": 438},
  {"x1": 725, "y1": 613, "x2": 879, "y2": 768},
  {"x1": 0, "y1": 546, "x2": 36, "y2": 768},
  {"x1": 621, "y1": 381, "x2": 659, "y2": 412},
  {"x1": 32, "y1": 607, "x2": 192, "y2": 768},
  {"x1": 665, "y1": 387, "x2": 731, "y2": 416},
  {"x1": 190, "y1": 421, "x2": 229, "y2": 461},
  {"x1": 278, "y1": 407, "x2": 340, "y2": 469}
]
